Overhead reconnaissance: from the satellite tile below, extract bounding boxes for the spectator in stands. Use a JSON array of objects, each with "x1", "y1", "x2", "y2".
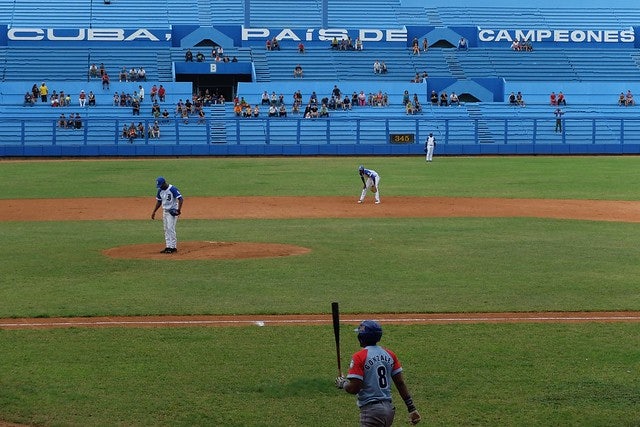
[
  {"x1": 185, "y1": 49, "x2": 193, "y2": 62},
  {"x1": 99, "y1": 63, "x2": 106, "y2": 77},
  {"x1": 405, "y1": 100, "x2": 415, "y2": 115},
  {"x1": 231, "y1": 56, "x2": 238, "y2": 62},
  {"x1": 268, "y1": 104, "x2": 278, "y2": 117},
  {"x1": 128, "y1": 68, "x2": 138, "y2": 82},
  {"x1": 243, "y1": 103, "x2": 252, "y2": 118},
  {"x1": 138, "y1": 85, "x2": 145, "y2": 103},
  {"x1": 457, "y1": 37, "x2": 468, "y2": 51},
  {"x1": 89, "y1": 63, "x2": 99, "y2": 79},
  {"x1": 113, "y1": 93, "x2": 120, "y2": 106},
  {"x1": 50, "y1": 92, "x2": 59, "y2": 107},
  {"x1": 412, "y1": 37, "x2": 419, "y2": 55},
  {"x1": 138, "y1": 67, "x2": 147, "y2": 81},
  {"x1": 149, "y1": 121, "x2": 160, "y2": 139},
  {"x1": 79, "y1": 90, "x2": 87, "y2": 107},
  {"x1": 380, "y1": 61, "x2": 388, "y2": 74},
  {"x1": 58, "y1": 114, "x2": 66, "y2": 128},
  {"x1": 508, "y1": 92, "x2": 517, "y2": 106},
  {"x1": 136, "y1": 122, "x2": 145, "y2": 137},
  {"x1": 554, "y1": 108, "x2": 564, "y2": 133},
  {"x1": 233, "y1": 103, "x2": 242, "y2": 116},
  {"x1": 152, "y1": 101, "x2": 161, "y2": 118},
  {"x1": 102, "y1": 72, "x2": 110, "y2": 90},
  {"x1": 430, "y1": 90, "x2": 438, "y2": 105},
  {"x1": 196, "y1": 51, "x2": 205, "y2": 62},
  {"x1": 279, "y1": 104, "x2": 287, "y2": 117},
  {"x1": 119, "y1": 67, "x2": 128, "y2": 82},
  {"x1": 298, "y1": 42, "x2": 305, "y2": 54},
  {"x1": 251, "y1": 105, "x2": 259, "y2": 118},
  {"x1": 332, "y1": 85, "x2": 342, "y2": 101},
  {"x1": 449, "y1": 92, "x2": 460, "y2": 106},
  {"x1": 270, "y1": 91, "x2": 278, "y2": 105},
  {"x1": 439, "y1": 91, "x2": 449, "y2": 106},
  {"x1": 31, "y1": 84, "x2": 39, "y2": 100},
  {"x1": 342, "y1": 95, "x2": 351, "y2": 110},
  {"x1": 402, "y1": 90, "x2": 410, "y2": 106},
  {"x1": 127, "y1": 123, "x2": 137, "y2": 143},
  {"x1": 355, "y1": 37, "x2": 363, "y2": 51},
  {"x1": 266, "y1": 39, "x2": 272, "y2": 51},
  {"x1": 626, "y1": 90, "x2": 635, "y2": 106},
  {"x1": 414, "y1": 98, "x2": 422, "y2": 113},
  {"x1": 88, "y1": 91, "x2": 96, "y2": 106},
  {"x1": 373, "y1": 60, "x2": 381, "y2": 74},
  {"x1": 74, "y1": 113, "x2": 82, "y2": 129},
  {"x1": 524, "y1": 40, "x2": 533, "y2": 51},
  {"x1": 150, "y1": 85, "x2": 158, "y2": 103},
  {"x1": 158, "y1": 85, "x2": 166, "y2": 102},
  {"x1": 422, "y1": 37, "x2": 428, "y2": 52},
  {"x1": 557, "y1": 91, "x2": 566, "y2": 106},
  {"x1": 293, "y1": 64, "x2": 304, "y2": 78},
  {"x1": 319, "y1": 103, "x2": 329, "y2": 117},
  {"x1": 357, "y1": 91, "x2": 366, "y2": 106},
  {"x1": 261, "y1": 91, "x2": 270, "y2": 105},
  {"x1": 511, "y1": 39, "x2": 520, "y2": 51},
  {"x1": 618, "y1": 92, "x2": 626, "y2": 106},
  {"x1": 516, "y1": 91, "x2": 525, "y2": 106},
  {"x1": 550, "y1": 91, "x2": 557, "y2": 106},
  {"x1": 161, "y1": 109, "x2": 170, "y2": 123},
  {"x1": 132, "y1": 98, "x2": 140, "y2": 115},
  {"x1": 66, "y1": 113, "x2": 74, "y2": 128},
  {"x1": 23, "y1": 91, "x2": 35, "y2": 106},
  {"x1": 272, "y1": 37, "x2": 280, "y2": 51},
  {"x1": 412, "y1": 42, "x2": 420, "y2": 55},
  {"x1": 39, "y1": 82, "x2": 49, "y2": 103}
]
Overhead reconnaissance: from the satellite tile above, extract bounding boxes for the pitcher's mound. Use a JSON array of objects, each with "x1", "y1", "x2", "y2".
[{"x1": 103, "y1": 241, "x2": 311, "y2": 260}]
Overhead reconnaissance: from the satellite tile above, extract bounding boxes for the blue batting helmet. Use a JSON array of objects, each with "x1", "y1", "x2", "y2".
[
  {"x1": 356, "y1": 320, "x2": 382, "y2": 346},
  {"x1": 358, "y1": 165, "x2": 364, "y2": 172},
  {"x1": 156, "y1": 176, "x2": 166, "y2": 188}
]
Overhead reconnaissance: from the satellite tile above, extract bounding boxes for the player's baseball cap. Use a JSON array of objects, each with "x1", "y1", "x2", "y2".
[{"x1": 156, "y1": 176, "x2": 166, "y2": 188}]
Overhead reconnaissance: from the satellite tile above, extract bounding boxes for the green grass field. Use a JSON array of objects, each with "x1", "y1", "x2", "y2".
[{"x1": 1, "y1": 156, "x2": 640, "y2": 426}]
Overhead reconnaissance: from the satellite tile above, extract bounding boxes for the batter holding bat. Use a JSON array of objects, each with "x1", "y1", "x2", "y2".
[
  {"x1": 336, "y1": 320, "x2": 421, "y2": 426},
  {"x1": 151, "y1": 176, "x2": 183, "y2": 254},
  {"x1": 357, "y1": 165, "x2": 381, "y2": 204}
]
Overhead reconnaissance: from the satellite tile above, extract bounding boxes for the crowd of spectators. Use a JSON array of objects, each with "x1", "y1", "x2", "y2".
[
  {"x1": 429, "y1": 90, "x2": 460, "y2": 107},
  {"x1": 57, "y1": 113, "x2": 83, "y2": 129},
  {"x1": 511, "y1": 39, "x2": 533, "y2": 52},
  {"x1": 618, "y1": 90, "x2": 635, "y2": 106}
]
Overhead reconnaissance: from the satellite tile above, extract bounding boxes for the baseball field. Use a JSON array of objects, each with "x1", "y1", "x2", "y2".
[{"x1": 1, "y1": 156, "x2": 640, "y2": 426}]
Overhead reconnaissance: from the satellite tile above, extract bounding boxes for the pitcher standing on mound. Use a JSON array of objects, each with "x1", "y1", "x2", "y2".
[{"x1": 151, "y1": 176, "x2": 184, "y2": 253}]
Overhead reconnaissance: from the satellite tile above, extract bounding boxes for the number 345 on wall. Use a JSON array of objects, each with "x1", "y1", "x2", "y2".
[{"x1": 389, "y1": 133, "x2": 415, "y2": 144}]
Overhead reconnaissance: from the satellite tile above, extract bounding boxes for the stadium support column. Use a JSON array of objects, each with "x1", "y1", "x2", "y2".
[{"x1": 322, "y1": 0, "x2": 328, "y2": 27}]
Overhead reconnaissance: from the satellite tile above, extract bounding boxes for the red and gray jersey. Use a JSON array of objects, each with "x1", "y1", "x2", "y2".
[
  {"x1": 156, "y1": 184, "x2": 182, "y2": 211},
  {"x1": 347, "y1": 345, "x2": 403, "y2": 407}
]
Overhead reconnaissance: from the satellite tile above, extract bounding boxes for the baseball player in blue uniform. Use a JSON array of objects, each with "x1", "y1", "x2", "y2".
[
  {"x1": 358, "y1": 165, "x2": 381, "y2": 204},
  {"x1": 151, "y1": 176, "x2": 183, "y2": 253},
  {"x1": 335, "y1": 320, "x2": 421, "y2": 426}
]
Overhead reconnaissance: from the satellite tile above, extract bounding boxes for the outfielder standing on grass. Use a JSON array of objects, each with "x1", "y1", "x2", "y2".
[
  {"x1": 151, "y1": 176, "x2": 183, "y2": 253},
  {"x1": 358, "y1": 165, "x2": 381, "y2": 204},
  {"x1": 336, "y1": 320, "x2": 421, "y2": 426},
  {"x1": 424, "y1": 132, "x2": 436, "y2": 162}
]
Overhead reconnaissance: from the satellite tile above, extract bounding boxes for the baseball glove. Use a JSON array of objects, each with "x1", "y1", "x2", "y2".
[
  {"x1": 370, "y1": 186, "x2": 377, "y2": 193},
  {"x1": 168, "y1": 208, "x2": 181, "y2": 217}
]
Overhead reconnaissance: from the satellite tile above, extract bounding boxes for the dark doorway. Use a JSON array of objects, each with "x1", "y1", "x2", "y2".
[{"x1": 175, "y1": 73, "x2": 252, "y2": 102}]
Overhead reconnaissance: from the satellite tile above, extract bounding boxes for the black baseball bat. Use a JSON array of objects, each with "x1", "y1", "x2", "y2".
[{"x1": 331, "y1": 301, "x2": 343, "y2": 377}]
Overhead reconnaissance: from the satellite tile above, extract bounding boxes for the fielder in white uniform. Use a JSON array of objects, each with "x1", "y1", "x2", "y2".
[
  {"x1": 425, "y1": 133, "x2": 435, "y2": 162},
  {"x1": 358, "y1": 165, "x2": 381, "y2": 204},
  {"x1": 151, "y1": 176, "x2": 184, "y2": 253}
]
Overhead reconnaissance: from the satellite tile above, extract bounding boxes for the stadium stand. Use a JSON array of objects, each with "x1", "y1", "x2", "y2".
[{"x1": 2, "y1": 0, "x2": 640, "y2": 155}]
